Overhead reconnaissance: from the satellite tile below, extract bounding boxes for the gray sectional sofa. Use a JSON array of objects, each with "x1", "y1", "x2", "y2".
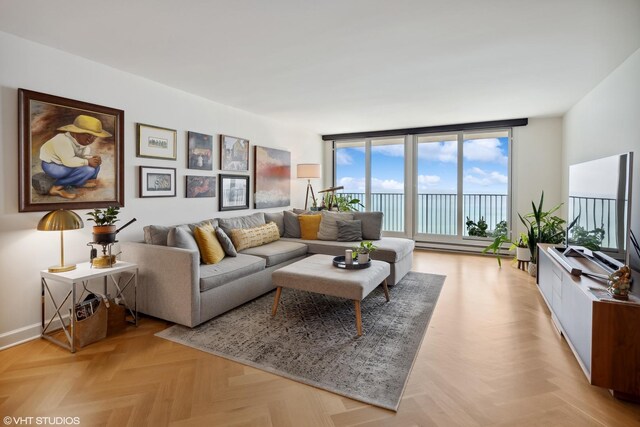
[{"x1": 121, "y1": 211, "x2": 414, "y2": 328}]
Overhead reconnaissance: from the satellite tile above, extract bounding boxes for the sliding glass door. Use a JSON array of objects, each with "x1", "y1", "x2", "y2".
[
  {"x1": 334, "y1": 128, "x2": 511, "y2": 246},
  {"x1": 414, "y1": 130, "x2": 511, "y2": 245}
]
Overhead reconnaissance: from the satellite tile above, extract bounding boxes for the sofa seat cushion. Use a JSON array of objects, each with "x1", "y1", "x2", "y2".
[
  {"x1": 199, "y1": 254, "x2": 266, "y2": 292},
  {"x1": 281, "y1": 237, "x2": 414, "y2": 263},
  {"x1": 240, "y1": 240, "x2": 308, "y2": 267}
]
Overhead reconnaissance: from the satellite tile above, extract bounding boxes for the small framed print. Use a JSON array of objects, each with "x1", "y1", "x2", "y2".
[
  {"x1": 139, "y1": 166, "x2": 176, "y2": 197},
  {"x1": 187, "y1": 131, "x2": 213, "y2": 170},
  {"x1": 137, "y1": 123, "x2": 177, "y2": 160},
  {"x1": 220, "y1": 134, "x2": 249, "y2": 171},
  {"x1": 186, "y1": 175, "x2": 216, "y2": 198},
  {"x1": 219, "y1": 174, "x2": 249, "y2": 211}
]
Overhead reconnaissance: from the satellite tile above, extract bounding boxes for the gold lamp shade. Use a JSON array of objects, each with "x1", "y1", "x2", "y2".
[{"x1": 37, "y1": 209, "x2": 84, "y2": 273}]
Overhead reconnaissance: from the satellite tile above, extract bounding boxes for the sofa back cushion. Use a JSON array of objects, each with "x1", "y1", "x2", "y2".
[
  {"x1": 167, "y1": 225, "x2": 199, "y2": 251},
  {"x1": 353, "y1": 211, "x2": 384, "y2": 240},
  {"x1": 299, "y1": 214, "x2": 322, "y2": 240},
  {"x1": 194, "y1": 223, "x2": 226, "y2": 264},
  {"x1": 218, "y1": 212, "x2": 265, "y2": 236},
  {"x1": 144, "y1": 219, "x2": 217, "y2": 246},
  {"x1": 143, "y1": 225, "x2": 171, "y2": 245},
  {"x1": 231, "y1": 222, "x2": 280, "y2": 251},
  {"x1": 317, "y1": 211, "x2": 354, "y2": 240}
]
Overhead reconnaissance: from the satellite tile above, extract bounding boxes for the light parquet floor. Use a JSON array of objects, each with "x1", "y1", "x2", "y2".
[{"x1": 2, "y1": 250, "x2": 640, "y2": 426}]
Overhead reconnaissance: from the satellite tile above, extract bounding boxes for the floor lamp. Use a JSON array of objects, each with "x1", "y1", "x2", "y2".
[{"x1": 297, "y1": 163, "x2": 321, "y2": 210}]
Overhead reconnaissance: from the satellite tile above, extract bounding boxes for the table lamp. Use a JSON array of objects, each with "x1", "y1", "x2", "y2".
[
  {"x1": 37, "y1": 209, "x2": 84, "y2": 272},
  {"x1": 297, "y1": 163, "x2": 321, "y2": 210}
]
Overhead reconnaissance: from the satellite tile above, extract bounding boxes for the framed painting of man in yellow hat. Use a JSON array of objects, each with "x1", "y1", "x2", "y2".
[{"x1": 18, "y1": 89, "x2": 125, "y2": 212}]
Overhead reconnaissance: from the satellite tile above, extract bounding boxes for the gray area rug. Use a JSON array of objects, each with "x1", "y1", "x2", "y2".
[{"x1": 156, "y1": 271, "x2": 445, "y2": 411}]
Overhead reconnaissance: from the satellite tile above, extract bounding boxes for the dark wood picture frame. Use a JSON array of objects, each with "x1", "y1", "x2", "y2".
[
  {"x1": 187, "y1": 131, "x2": 214, "y2": 170},
  {"x1": 220, "y1": 134, "x2": 249, "y2": 171},
  {"x1": 219, "y1": 174, "x2": 249, "y2": 211},
  {"x1": 139, "y1": 166, "x2": 176, "y2": 198},
  {"x1": 186, "y1": 175, "x2": 216, "y2": 198},
  {"x1": 18, "y1": 89, "x2": 125, "y2": 212},
  {"x1": 136, "y1": 123, "x2": 177, "y2": 160}
]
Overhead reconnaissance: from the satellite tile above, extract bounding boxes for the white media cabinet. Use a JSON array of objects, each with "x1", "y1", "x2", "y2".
[{"x1": 537, "y1": 244, "x2": 640, "y2": 401}]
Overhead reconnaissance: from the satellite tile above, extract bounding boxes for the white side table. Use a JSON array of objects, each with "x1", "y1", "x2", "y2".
[{"x1": 40, "y1": 261, "x2": 138, "y2": 353}]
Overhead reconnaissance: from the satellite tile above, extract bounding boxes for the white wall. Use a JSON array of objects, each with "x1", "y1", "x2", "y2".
[
  {"x1": 512, "y1": 117, "x2": 564, "y2": 234},
  {"x1": 0, "y1": 31, "x2": 323, "y2": 347},
  {"x1": 563, "y1": 48, "x2": 640, "y2": 272}
]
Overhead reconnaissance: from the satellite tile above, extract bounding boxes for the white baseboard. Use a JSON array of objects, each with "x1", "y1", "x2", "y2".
[{"x1": 0, "y1": 315, "x2": 69, "y2": 351}]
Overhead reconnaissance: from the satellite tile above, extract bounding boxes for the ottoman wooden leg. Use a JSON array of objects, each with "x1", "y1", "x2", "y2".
[
  {"x1": 382, "y1": 279, "x2": 390, "y2": 302},
  {"x1": 354, "y1": 300, "x2": 362, "y2": 336},
  {"x1": 272, "y1": 287, "x2": 282, "y2": 316}
]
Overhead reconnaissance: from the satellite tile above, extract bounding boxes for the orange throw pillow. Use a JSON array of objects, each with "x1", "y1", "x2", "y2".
[{"x1": 298, "y1": 214, "x2": 322, "y2": 240}]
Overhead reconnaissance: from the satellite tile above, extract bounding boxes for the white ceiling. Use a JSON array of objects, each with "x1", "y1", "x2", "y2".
[{"x1": 1, "y1": 0, "x2": 639, "y2": 135}]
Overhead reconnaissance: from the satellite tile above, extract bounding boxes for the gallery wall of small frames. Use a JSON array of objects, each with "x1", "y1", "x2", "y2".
[{"x1": 135, "y1": 123, "x2": 291, "y2": 211}]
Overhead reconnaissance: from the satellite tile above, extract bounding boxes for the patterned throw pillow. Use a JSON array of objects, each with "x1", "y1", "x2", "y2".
[
  {"x1": 298, "y1": 214, "x2": 322, "y2": 240},
  {"x1": 193, "y1": 223, "x2": 226, "y2": 264},
  {"x1": 230, "y1": 222, "x2": 280, "y2": 252}
]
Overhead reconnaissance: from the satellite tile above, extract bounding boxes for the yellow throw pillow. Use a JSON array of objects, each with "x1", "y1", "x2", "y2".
[
  {"x1": 193, "y1": 222, "x2": 226, "y2": 264},
  {"x1": 230, "y1": 222, "x2": 280, "y2": 252},
  {"x1": 298, "y1": 214, "x2": 322, "y2": 240}
]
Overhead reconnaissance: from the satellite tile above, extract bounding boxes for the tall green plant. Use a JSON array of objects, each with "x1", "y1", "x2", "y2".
[{"x1": 519, "y1": 191, "x2": 577, "y2": 264}]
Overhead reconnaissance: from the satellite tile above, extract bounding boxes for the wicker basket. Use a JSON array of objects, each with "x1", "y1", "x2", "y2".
[{"x1": 72, "y1": 299, "x2": 107, "y2": 348}]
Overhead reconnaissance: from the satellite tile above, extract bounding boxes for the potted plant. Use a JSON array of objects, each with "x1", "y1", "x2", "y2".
[
  {"x1": 519, "y1": 191, "x2": 576, "y2": 276},
  {"x1": 86, "y1": 206, "x2": 120, "y2": 243},
  {"x1": 354, "y1": 240, "x2": 377, "y2": 263},
  {"x1": 514, "y1": 232, "x2": 530, "y2": 262}
]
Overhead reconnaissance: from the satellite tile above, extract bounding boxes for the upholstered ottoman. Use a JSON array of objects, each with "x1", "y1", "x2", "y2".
[{"x1": 271, "y1": 254, "x2": 391, "y2": 336}]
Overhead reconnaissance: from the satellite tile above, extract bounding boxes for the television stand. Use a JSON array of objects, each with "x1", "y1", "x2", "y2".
[{"x1": 537, "y1": 244, "x2": 640, "y2": 402}]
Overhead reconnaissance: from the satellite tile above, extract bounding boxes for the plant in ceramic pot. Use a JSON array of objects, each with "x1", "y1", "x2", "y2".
[
  {"x1": 86, "y1": 206, "x2": 120, "y2": 243},
  {"x1": 513, "y1": 233, "x2": 530, "y2": 262},
  {"x1": 519, "y1": 192, "x2": 577, "y2": 276},
  {"x1": 354, "y1": 241, "x2": 377, "y2": 263}
]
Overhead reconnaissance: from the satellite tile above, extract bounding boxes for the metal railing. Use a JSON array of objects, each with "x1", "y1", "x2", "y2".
[
  {"x1": 568, "y1": 196, "x2": 619, "y2": 249},
  {"x1": 339, "y1": 192, "x2": 508, "y2": 234},
  {"x1": 338, "y1": 193, "x2": 618, "y2": 249}
]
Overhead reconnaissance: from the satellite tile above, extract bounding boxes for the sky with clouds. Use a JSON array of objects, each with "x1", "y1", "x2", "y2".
[{"x1": 336, "y1": 137, "x2": 509, "y2": 195}]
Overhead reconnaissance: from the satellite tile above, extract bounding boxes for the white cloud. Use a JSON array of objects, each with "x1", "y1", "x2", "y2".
[
  {"x1": 373, "y1": 145, "x2": 404, "y2": 157},
  {"x1": 371, "y1": 178, "x2": 404, "y2": 192},
  {"x1": 338, "y1": 176, "x2": 365, "y2": 192},
  {"x1": 336, "y1": 150, "x2": 353, "y2": 166},
  {"x1": 417, "y1": 174, "x2": 442, "y2": 192},
  {"x1": 463, "y1": 139, "x2": 507, "y2": 164},
  {"x1": 464, "y1": 167, "x2": 508, "y2": 186},
  {"x1": 417, "y1": 141, "x2": 457, "y2": 163}
]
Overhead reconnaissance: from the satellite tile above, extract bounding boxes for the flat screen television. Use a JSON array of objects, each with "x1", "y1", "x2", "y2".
[{"x1": 566, "y1": 152, "x2": 634, "y2": 272}]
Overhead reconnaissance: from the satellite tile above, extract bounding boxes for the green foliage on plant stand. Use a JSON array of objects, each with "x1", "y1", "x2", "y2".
[{"x1": 86, "y1": 206, "x2": 120, "y2": 226}]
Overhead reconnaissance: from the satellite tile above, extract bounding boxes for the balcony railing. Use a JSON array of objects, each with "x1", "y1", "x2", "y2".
[
  {"x1": 340, "y1": 192, "x2": 508, "y2": 234},
  {"x1": 568, "y1": 196, "x2": 619, "y2": 249},
  {"x1": 339, "y1": 193, "x2": 618, "y2": 248}
]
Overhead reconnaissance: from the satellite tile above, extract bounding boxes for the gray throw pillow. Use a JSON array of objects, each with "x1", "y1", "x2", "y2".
[
  {"x1": 143, "y1": 225, "x2": 172, "y2": 246},
  {"x1": 283, "y1": 211, "x2": 301, "y2": 238},
  {"x1": 353, "y1": 211, "x2": 384, "y2": 240},
  {"x1": 218, "y1": 212, "x2": 266, "y2": 236},
  {"x1": 215, "y1": 227, "x2": 237, "y2": 257},
  {"x1": 337, "y1": 220, "x2": 362, "y2": 242},
  {"x1": 264, "y1": 211, "x2": 285, "y2": 237},
  {"x1": 317, "y1": 211, "x2": 354, "y2": 240},
  {"x1": 167, "y1": 225, "x2": 199, "y2": 251}
]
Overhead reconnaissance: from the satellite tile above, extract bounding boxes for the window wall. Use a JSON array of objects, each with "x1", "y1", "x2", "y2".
[{"x1": 334, "y1": 129, "x2": 511, "y2": 245}]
